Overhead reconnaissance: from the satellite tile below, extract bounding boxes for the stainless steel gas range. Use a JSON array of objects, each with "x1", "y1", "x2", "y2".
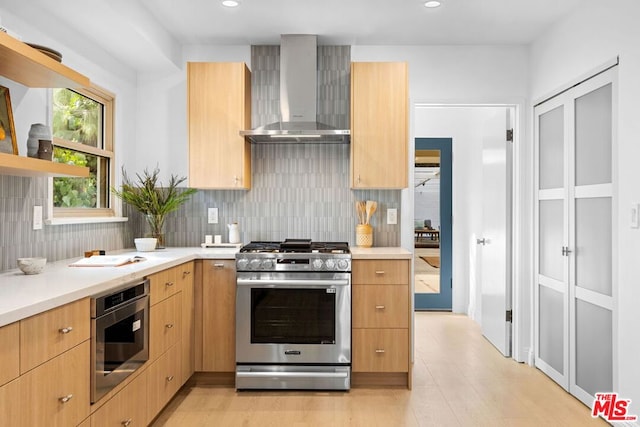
[{"x1": 235, "y1": 239, "x2": 351, "y2": 390}]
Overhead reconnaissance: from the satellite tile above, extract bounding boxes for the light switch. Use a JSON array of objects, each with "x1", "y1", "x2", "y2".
[
  {"x1": 387, "y1": 208, "x2": 397, "y2": 225},
  {"x1": 208, "y1": 207, "x2": 219, "y2": 224},
  {"x1": 33, "y1": 205, "x2": 43, "y2": 230},
  {"x1": 631, "y1": 203, "x2": 640, "y2": 229}
]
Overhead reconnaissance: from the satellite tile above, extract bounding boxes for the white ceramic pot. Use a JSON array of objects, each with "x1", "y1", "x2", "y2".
[{"x1": 27, "y1": 123, "x2": 51, "y2": 158}]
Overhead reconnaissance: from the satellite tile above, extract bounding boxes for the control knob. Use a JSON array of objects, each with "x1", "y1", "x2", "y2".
[
  {"x1": 312, "y1": 259, "x2": 324, "y2": 270},
  {"x1": 261, "y1": 259, "x2": 274, "y2": 270},
  {"x1": 337, "y1": 259, "x2": 349, "y2": 270},
  {"x1": 236, "y1": 258, "x2": 249, "y2": 270},
  {"x1": 249, "y1": 258, "x2": 262, "y2": 270},
  {"x1": 324, "y1": 259, "x2": 336, "y2": 270}
]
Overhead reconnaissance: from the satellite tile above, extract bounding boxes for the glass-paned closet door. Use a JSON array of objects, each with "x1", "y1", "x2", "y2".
[
  {"x1": 570, "y1": 73, "x2": 615, "y2": 406},
  {"x1": 535, "y1": 97, "x2": 569, "y2": 389}
]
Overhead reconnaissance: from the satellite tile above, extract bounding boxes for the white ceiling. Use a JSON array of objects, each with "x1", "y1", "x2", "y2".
[{"x1": 3, "y1": 0, "x2": 588, "y2": 73}]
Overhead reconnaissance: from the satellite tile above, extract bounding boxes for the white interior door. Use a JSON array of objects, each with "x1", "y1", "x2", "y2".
[
  {"x1": 479, "y1": 107, "x2": 512, "y2": 357},
  {"x1": 534, "y1": 67, "x2": 616, "y2": 405}
]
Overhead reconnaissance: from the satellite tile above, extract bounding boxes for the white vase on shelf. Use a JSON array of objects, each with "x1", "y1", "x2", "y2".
[{"x1": 27, "y1": 123, "x2": 51, "y2": 158}]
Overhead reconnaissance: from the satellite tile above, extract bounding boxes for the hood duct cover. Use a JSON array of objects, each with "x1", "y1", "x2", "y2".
[{"x1": 240, "y1": 35, "x2": 350, "y2": 143}]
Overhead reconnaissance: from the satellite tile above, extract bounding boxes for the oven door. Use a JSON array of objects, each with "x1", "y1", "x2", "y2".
[
  {"x1": 91, "y1": 295, "x2": 149, "y2": 403},
  {"x1": 236, "y1": 272, "x2": 351, "y2": 365}
]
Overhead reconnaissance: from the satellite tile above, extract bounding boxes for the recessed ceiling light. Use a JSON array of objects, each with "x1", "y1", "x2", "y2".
[
  {"x1": 222, "y1": 0, "x2": 240, "y2": 7},
  {"x1": 424, "y1": 1, "x2": 441, "y2": 8}
]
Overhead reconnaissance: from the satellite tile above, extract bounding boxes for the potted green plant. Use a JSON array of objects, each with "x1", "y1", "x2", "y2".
[{"x1": 112, "y1": 166, "x2": 197, "y2": 248}]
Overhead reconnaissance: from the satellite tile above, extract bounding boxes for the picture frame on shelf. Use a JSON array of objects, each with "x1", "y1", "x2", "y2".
[{"x1": 0, "y1": 85, "x2": 18, "y2": 155}]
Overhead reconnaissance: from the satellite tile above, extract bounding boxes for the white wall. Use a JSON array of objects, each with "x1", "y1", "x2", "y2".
[{"x1": 530, "y1": 0, "x2": 640, "y2": 412}]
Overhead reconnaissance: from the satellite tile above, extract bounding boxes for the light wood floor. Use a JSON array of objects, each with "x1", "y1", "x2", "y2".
[{"x1": 152, "y1": 313, "x2": 607, "y2": 426}]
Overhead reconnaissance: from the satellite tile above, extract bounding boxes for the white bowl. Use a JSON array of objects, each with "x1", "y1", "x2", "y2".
[
  {"x1": 17, "y1": 257, "x2": 47, "y2": 275},
  {"x1": 134, "y1": 238, "x2": 157, "y2": 252}
]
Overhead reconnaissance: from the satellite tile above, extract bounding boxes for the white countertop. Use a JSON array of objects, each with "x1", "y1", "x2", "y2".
[
  {"x1": 0, "y1": 245, "x2": 411, "y2": 327},
  {"x1": 351, "y1": 247, "x2": 413, "y2": 259},
  {"x1": 0, "y1": 247, "x2": 238, "y2": 327}
]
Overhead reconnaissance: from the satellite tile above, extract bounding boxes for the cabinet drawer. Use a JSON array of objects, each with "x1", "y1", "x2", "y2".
[
  {"x1": 91, "y1": 368, "x2": 148, "y2": 427},
  {"x1": 0, "y1": 378, "x2": 20, "y2": 426},
  {"x1": 176, "y1": 261, "x2": 194, "y2": 291},
  {"x1": 150, "y1": 292, "x2": 182, "y2": 361},
  {"x1": 147, "y1": 343, "x2": 181, "y2": 418},
  {"x1": 20, "y1": 340, "x2": 90, "y2": 427},
  {"x1": 0, "y1": 322, "x2": 19, "y2": 385},
  {"x1": 353, "y1": 285, "x2": 409, "y2": 329},
  {"x1": 20, "y1": 298, "x2": 90, "y2": 373},
  {"x1": 352, "y1": 329, "x2": 409, "y2": 373},
  {"x1": 149, "y1": 266, "x2": 180, "y2": 306},
  {"x1": 352, "y1": 260, "x2": 409, "y2": 285}
]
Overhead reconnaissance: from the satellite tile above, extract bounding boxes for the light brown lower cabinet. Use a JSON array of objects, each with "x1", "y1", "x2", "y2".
[
  {"x1": 0, "y1": 321, "x2": 19, "y2": 386},
  {"x1": 20, "y1": 340, "x2": 90, "y2": 426},
  {"x1": 352, "y1": 329, "x2": 409, "y2": 372},
  {"x1": 91, "y1": 369, "x2": 148, "y2": 427},
  {"x1": 150, "y1": 292, "x2": 182, "y2": 362},
  {"x1": 197, "y1": 259, "x2": 236, "y2": 373},
  {"x1": 147, "y1": 343, "x2": 182, "y2": 418},
  {"x1": 0, "y1": 378, "x2": 20, "y2": 425}
]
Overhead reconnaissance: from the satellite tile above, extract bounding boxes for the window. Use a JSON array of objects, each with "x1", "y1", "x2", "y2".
[{"x1": 51, "y1": 85, "x2": 115, "y2": 219}]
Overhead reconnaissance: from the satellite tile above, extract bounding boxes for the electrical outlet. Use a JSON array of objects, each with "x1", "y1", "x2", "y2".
[
  {"x1": 208, "y1": 207, "x2": 218, "y2": 224},
  {"x1": 387, "y1": 208, "x2": 397, "y2": 225},
  {"x1": 33, "y1": 205, "x2": 43, "y2": 230}
]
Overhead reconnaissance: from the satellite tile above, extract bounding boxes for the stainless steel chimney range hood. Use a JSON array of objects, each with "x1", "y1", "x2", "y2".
[{"x1": 240, "y1": 35, "x2": 350, "y2": 144}]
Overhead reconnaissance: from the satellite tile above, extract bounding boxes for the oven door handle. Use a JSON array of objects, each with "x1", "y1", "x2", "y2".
[{"x1": 237, "y1": 278, "x2": 350, "y2": 287}]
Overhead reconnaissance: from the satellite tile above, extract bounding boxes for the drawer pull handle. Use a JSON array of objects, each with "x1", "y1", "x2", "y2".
[
  {"x1": 166, "y1": 375, "x2": 174, "y2": 382},
  {"x1": 375, "y1": 349, "x2": 386, "y2": 354},
  {"x1": 375, "y1": 305, "x2": 386, "y2": 310},
  {"x1": 166, "y1": 281, "x2": 174, "y2": 287},
  {"x1": 183, "y1": 271, "x2": 191, "y2": 277},
  {"x1": 166, "y1": 323, "x2": 174, "y2": 329},
  {"x1": 59, "y1": 327, "x2": 73, "y2": 334},
  {"x1": 375, "y1": 270, "x2": 385, "y2": 275},
  {"x1": 59, "y1": 394, "x2": 73, "y2": 403},
  {"x1": 122, "y1": 419, "x2": 132, "y2": 427},
  {"x1": 214, "y1": 263, "x2": 225, "y2": 268}
]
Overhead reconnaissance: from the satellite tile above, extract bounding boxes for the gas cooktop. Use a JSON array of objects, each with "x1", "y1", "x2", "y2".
[
  {"x1": 239, "y1": 239, "x2": 350, "y2": 254},
  {"x1": 236, "y1": 239, "x2": 351, "y2": 272}
]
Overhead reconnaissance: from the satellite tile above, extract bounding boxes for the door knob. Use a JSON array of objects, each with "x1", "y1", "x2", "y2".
[{"x1": 476, "y1": 238, "x2": 487, "y2": 245}]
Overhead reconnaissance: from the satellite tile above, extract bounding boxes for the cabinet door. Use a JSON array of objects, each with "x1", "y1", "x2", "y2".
[
  {"x1": 0, "y1": 379, "x2": 20, "y2": 426},
  {"x1": 20, "y1": 341, "x2": 90, "y2": 427},
  {"x1": 201, "y1": 260, "x2": 236, "y2": 372},
  {"x1": 188, "y1": 62, "x2": 251, "y2": 189},
  {"x1": 351, "y1": 62, "x2": 408, "y2": 189},
  {"x1": 20, "y1": 298, "x2": 90, "y2": 373},
  {"x1": 352, "y1": 329, "x2": 409, "y2": 372},
  {"x1": 147, "y1": 343, "x2": 181, "y2": 419},
  {"x1": 91, "y1": 369, "x2": 148, "y2": 427},
  {"x1": 0, "y1": 322, "x2": 19, "y2": 385},
  {"x1": 178, "y1": 262, "x2": 195, "y2": 384},
  {"x1": 150, "y1": 293, "x2": 182, "y2": 362}
]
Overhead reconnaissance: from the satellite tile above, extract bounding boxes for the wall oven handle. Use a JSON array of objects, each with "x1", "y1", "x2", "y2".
[
  {"x1": 236, "y1": 371, "x2": 349, "y2": 379},
  {"x1": 237, "y1": 278, "x2": 350, "y2": 287}
]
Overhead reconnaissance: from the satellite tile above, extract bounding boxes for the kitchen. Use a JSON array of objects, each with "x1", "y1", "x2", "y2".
[{"x1": 1, "y1": 0, "x2": 640, "y2": 425}]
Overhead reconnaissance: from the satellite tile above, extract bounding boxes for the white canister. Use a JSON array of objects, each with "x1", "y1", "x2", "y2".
[{"x1": 227, "y1": 223, "x2": 240, "y2": 244}]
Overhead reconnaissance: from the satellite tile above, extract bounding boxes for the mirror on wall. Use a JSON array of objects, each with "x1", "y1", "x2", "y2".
[{"x1": 414, "y1": 149, "x2": 440, "y2": 294}]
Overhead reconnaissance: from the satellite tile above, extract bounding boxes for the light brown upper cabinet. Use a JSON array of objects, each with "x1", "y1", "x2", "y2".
[
  {"x1": 350, "y1": 62, "x2": 408, "y2": 189},
  {"x1": 188, "y1": 62, "x2": 251, "y2": 189}
]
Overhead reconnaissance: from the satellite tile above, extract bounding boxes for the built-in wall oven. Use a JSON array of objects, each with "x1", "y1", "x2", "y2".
[
  {"x1": 91, "y1": 279, "x2": 149, "y2": 403},
  {"x1": 235, "y1": 240, "x2": 351, "y2": 390}
]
